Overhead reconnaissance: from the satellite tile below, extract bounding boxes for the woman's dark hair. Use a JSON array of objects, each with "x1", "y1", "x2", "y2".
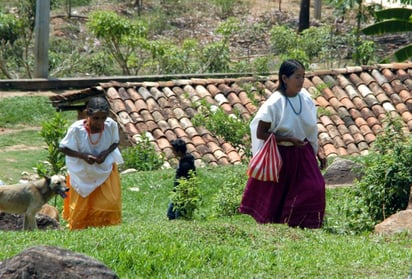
[
  {"x1": 171, "y1": 139, "x2": 187, "y2": 154},
  {"x1": 86, "y1": 96, "x2": 110, "y2": 116},
  {"x1": 276, "y1": 59, "x2": 305, "y2": 93}
]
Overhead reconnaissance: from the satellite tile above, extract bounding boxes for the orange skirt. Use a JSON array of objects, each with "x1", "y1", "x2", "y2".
[{"x1": 63, "y1": 164, "x2": 122, "y2": 230}]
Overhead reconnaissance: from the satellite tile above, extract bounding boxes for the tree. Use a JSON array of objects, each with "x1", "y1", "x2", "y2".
[
  {"x1": 362, "y1": 8, "x2": 412, "y2": 62},
  {"x1": 298, "y1": 0, "x2": 310, "y2": 32}
]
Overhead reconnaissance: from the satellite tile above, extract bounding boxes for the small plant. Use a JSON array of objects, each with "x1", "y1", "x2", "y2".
[
  {"x1": 192, "y1": 103, "x2": 251, "y2": 157},
  {"x1": 169, "y1": 171, "x2": 200, "y2": 220},
  {"x1": 35, "y1": 112, "x2": 68, "y2": 177},
  {"x1": 121, "y1": 132, "x2": 165, "y2": 171},
  {"x1": 212, "y1": 170, "x2": 247, "y2": 217}
]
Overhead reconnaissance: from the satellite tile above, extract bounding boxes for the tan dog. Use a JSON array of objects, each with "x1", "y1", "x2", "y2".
[{"x1": 0, "y1": 175, "x2": 68, "y2": 230}]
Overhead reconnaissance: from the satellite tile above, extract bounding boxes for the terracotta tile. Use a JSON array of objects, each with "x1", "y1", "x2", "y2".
[
  {"x1": 399, "y1": 89, "x2": 412, "y2": 103},
  {"x1": 206, "y1": 84, "x2": 221, "y2": 97},
  {"x1": 185, "y1": 126, "x2": 198, "y2": 138},
  {"x1": 203, "y1": 153, "x2": 217, "y2": 164},
  {"x1": 352, "y1": 132, "x2": 366, "y2": 144},
  {"x1": 336, "y1": 74, "x2": 352, "y2": 89},
  {"x1": 333, "y1": 136, "x2": 346, "y2": 148},
  {"x1": 173, "y1": 107, "x2": 186, "y2": 120},
  {"x1": 388, "y1": 93, "x2": 402, "y2": 106},
  {"x1": 106, "y1": 87, "x2": 120, "y2": 100},
  {"x1": 320, "y1": 115, "x2": 333, "y2": 127},
  {"x1": 227, "y1": 92, "x2": 241, "y2": 105},
  {"x1": 371, "y1": 123, "x2": 383, "y2": 135},
  {"x1": 323, "y1": 143, "x2": 337, "y2": 157},
  {"x1": 157, "y1": 120, "x2": 169, "y2": 132},
  {"x1": 180, "y1": 117, "x2": 193, "y2": 130},
  {"x1": 162, "y1": 87, "x2": 176, "y2": 98},
  {"x1": 149, "y1": 87, "x2": 165, "y2": 100},
  {"x1": 358, "y1": 84, "x2": 373, "y2": 98},
  {"x1": 326, "y1": 125, "x2": 340, "y2": 139},
  {"x1": 152, "y1": 128, "x2": 165, "y2": 139},
  {"x1": 330, "y1": 86, "x2": 346, "y2": 101},
  {"x1": 347, "y1": 143, "x2": 360, "y2": 155},
  {"x1": 135, "y1": 122, "x2": 148, "y2": 133},
  {"x1": 402, "y1": 111, "x2": 412, "y2": 123},
  {"x1": 364, "y1": 133, "x2": 376, "y2": 144},
  {"x1": 360, "y1": 107, "x2": 375, "y2": 120},
  {"x1": 345, "y1": 85, "x2": 359, "y2": 100},
  {"x1": 317, "y1": 123, "x2": 327, "y2": 133},
  {"x1": 184, "y1": 107, "x2": 197, "y2": 118},
  {"x1": 371, "y1": 104, "x2": 386, "y2": 116},
  {"x1": 192, "y1": 135, "x2": 206, "y2": 146},
  {"x1": 337, "y1": 147, "x2": 348, "y2": 156},
  {"x1": 349, "y1": 109, "x2": 362, "y2": 120},
  {"x1": 375, "y1": 92, "x2": 391, "y2": 103},
  {"x1": 364, "y1": 94, "x2": 379, "y2": 107},
  {"x1": 354, "y1": 117, "x2": 367, "y2": 127},
  {"x1": 137, "y1": 86, "x2": 152, "y2": 100},
  {"x1": 352, "y1": 96, "x2": 367, "y2": 110},
  {"x1": 371, "y1": 69, "x2": 389, "y2": 85},
  {"x1": 322, "y1": 87, "x2": 335, "y2": 101},
  {"x1": 238, "y1": 91, "x2": 252, "y2": 106},
  {"x1": 342, "y1": 133, "x2": 355, "y2": 145},
  {"x1": 340, "y1": 97, "x2": 355, "y2": 110},
  {"x1": 359, "y1": 125, "x2": 373, "y2": 136},
  {"x1": 140, "y1": 110, "x2": 154, "y2": 122},
  {"x1": 245, "y1": 103, "x2": 257, "y2": 114},
  {"x1": 117, "y1": 111, "x2": 132, "y2": 125},
  {"x1": 215, "y1": 93, "x2": 229, "y2": 105},
  {"x1": 145, "y1": 120, "x2": 157, "y2": 132},
  {"x1": 319, "y1": 132, "x2": 333, "y2": 145},
  {"x1": 337, "y1": 124, "x2": 350, "y2": 135},
  {"x1": 366, "y1": 117, "x2": 380, "y2": 127},
  {"x1": 330, "y1": 114, "x2": 345, "y2": 126},
  {"x1": 221, "y1": 103, "x2": 233, "y2": 114},
  {"x1": 125, "y1": 122, "x2": 138, "y2": 135},
  {"x1": 358, "y1": 141, "x2": 370, "y2": 152},
  {"x1": 157, "y1": 137, "x2": 170, "y2": 150},
  {"x1": 207, "y1": 141, "x2": 221, "y2": 154},
  {"x1": 111, "y1": 99, "x2": 126, "y2": 113},
  {"x1": 152, "y1": 110, "x2": 165, "y2": 122},
  {"x1": 316, "y1": 96, "x2": 328, "y2": 108},
  {"x1": 146, "y1": 98, "x2": 159, "y2": 111},
  {"x1": 227, "y1": 151, "x2": 242, "y2": 163},
  {"x1": 157, "y1": 97, "x2": 170, "y2": 108},
  {"x1": 217, "y1": 157, "x2": 230, "y2": 165},
  {"x1": 360, "y1": 71, "x2": 376, "y2": 85},
  {"x1": 134, "y1": 99, "x2": 148, "y2": 112}
]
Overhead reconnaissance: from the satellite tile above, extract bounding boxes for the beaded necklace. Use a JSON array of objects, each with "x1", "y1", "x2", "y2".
[
  {"x1": 285, "y1": 94, "x2": 302, "y2": 115},
  {"x1": 84, "y1": 119, "x2": 103, "y2": 145}
]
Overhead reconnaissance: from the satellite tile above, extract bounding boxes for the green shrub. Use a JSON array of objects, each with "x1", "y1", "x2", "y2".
[
  {"x1": 344, "y1": 115, "x2": 412, "y2": 233},
  {"x1": 121, "y1": 132, "x2": 165, "y2": 171},
  {"x1": 212, "y1": 169, "x2": 247, "y2": 217},
  {"x1": 169, "y1": 171, "x2": 200, "y2": 220},
  {"x1": 36, "y1": 112, "x2": 68, "y2": 176},
  {"x1": 192, "y1": 103, "x2": 251, "y2": 157}
]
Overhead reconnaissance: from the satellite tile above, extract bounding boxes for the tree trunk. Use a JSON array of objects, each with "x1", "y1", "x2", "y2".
[
  {"x1": 298, "y1": 0, "x2": 310, "y2": 33},
  {"x1": 314, "y1": 0, "x2": 321, "y2": 20}
]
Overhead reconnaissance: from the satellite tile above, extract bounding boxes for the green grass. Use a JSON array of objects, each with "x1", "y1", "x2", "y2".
[{"x1": 0, "y1": 96, "x2": 411, "y2": 278}]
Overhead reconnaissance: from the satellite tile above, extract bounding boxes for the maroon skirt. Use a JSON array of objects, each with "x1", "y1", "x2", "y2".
[{"x1": 239, "y1": 143, "x2": 325, "y2": 228}]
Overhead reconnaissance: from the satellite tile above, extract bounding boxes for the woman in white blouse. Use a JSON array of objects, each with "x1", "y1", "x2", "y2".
[
  {"x1": 59, "y1": 96, "x2": 123, "y2": 230},
  {"x1": 240, "y1": 59, "x2": 327, "y2": 229}
]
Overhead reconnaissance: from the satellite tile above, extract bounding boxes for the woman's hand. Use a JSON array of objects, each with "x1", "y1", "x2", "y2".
[{"x1": 82, "y1": 153, "x2": 97, "y2": 164}]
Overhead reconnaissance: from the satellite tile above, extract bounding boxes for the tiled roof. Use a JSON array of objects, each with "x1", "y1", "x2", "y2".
[{"x1": 50, "y1": 62, "x2": 412, "y2": 167}]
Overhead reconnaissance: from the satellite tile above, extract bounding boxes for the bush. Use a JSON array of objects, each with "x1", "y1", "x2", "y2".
[
  {"x1": 212, "y1": 169, "x2": 247, "y2": 217},
  {"x1": 121, "y1": 132, "x2": 165, "y2": 171},
  {"x1": 169, "y1": 171, "x2": 200, "y2": 220},
  {"x1": 36, "y1": 113, "x2": 68, "y2": 177},
  {"x1": 344, "y1": 115, "x2": 412, "y2": 233}
]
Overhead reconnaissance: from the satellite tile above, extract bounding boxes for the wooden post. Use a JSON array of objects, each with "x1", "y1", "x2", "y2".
[
  {"x1": 34, "y1": 0, "x2": 50, "y2": 78},
  {"x1": 314, "y1": 0, "x2": 321, "y2": 20}
]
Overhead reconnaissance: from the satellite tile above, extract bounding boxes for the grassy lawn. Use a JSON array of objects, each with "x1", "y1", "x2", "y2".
[{"x1": 0, "y1": 96, "x2": 411, "y2": 278}]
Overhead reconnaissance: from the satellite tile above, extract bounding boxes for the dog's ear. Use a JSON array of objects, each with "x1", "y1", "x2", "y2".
[{"x1": 44, "y1": 176, "x2": 51, "y2": 185}]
